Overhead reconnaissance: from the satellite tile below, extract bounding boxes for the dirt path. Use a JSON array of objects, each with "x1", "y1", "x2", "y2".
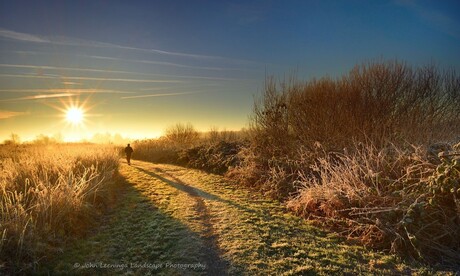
[
  {"x1": 47, "y1": 160, "x2": 420, "y2": 275},
  {"x1": 135, "y1": 165, "x2": 227, "y2": 274}
]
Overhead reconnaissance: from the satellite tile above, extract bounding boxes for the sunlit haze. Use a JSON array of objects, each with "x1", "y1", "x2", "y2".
[
  {"x1": 66, "y1": 107, "x2": 84, "y2": 125},
  {"x1": 1, "y1": 0, "x2": 459, "y2": 142}
]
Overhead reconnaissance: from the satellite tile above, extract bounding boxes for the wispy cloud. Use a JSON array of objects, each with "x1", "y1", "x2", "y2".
[
  {"x1": 0, "y1": 28, "x2": 258, "y2": 64},
  {"x1": 0, "y1": 110, "x2": 29, "y2": 119},
  {"x1": 120, "y1": 91, "x2": 205, "y2": 99},
  {"x1": 0, "y1": 93, "x2": 74, "y2": 102},
  {"x1": 0, "y1": 63, "x2": 138, "y2": 74},
  {"x1": 0, "y1": 88, "x2": 134, "y2": 94},
  {"x1": 0, "y1": 29, "x2": 49, "y2": 43},
  {"x1": 61, "y1": 81, "x2": 81, "y2": 85},
  {"x1": 139, "y1": 83, "x2": 219, "y2": 91},
  {"x1": 95, "y1": 42, "x2": 229, "y2": 61},
  {"x1": 395, "y1": 0, "x2": 460, "y2": 40},
  {"x1": 0, "y1": 73, "x2": 183, "y2": 83},
  {"x1": 88, "y1": 55, "x2": 251, "y2": 72},
  {"x1": 0, "y1": 63, "x2": 248, "y2": 80}
]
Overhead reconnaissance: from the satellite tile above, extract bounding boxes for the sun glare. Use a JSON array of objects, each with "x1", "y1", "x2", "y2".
[{"x1": 66, "y1": 107, "x2": 84, "y2": 125}]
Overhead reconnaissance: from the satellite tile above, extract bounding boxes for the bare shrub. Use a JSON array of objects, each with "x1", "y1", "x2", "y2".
[
  {"x1": 132, "y1": 137, "x2": 180, "y2": 164},
  {"x1": 134, "y1": 123, "x2": 248, "y2": 173},
  {"x1": 234, "y1": 60, "x2": 460, "y2": 266},
  {"x1": 205, "y1": 126, "x2": 245, "y2": 144},
  {"x1": 180, "y1": 141, "x2": 242, "y2": 174},
  {"x1": 256, "y1": 61, "x2": 459, "y2": 152},
  {"x1": 242, "y1": 60, "x2": 460, "y2": 199},
  {"x1": 165, "y1": 123, "x2": 200, "y2": 149}
]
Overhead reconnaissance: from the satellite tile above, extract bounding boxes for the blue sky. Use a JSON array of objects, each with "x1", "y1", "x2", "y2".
[{"x1": 1, "y1": 0, "x2": 459, "y2": 141}]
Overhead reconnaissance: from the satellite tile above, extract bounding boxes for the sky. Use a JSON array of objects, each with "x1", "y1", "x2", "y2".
[{"x1": 1, "y1": 0, "x2": 459, "y2": 142}]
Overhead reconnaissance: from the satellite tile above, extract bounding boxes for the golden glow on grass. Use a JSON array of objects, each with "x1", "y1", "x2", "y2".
[{"x1": 66, "y1": 107, "x2": 84, "y2": 125}]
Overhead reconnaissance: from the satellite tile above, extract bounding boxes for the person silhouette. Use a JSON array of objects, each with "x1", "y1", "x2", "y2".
[{"x1": 125, "y1": 143, "x2": 133, "y2": 165}]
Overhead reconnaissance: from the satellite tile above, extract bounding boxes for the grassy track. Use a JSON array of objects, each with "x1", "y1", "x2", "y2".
[{"x1": 46, "y1": 160, "x2": 430, "y2": 275}]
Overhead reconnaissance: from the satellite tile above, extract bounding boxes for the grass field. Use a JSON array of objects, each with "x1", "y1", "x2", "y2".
[
  {"x1": 46, "y1": 161, "x2": 442, "y2": 275},
  {"x1": 1, "y1": 143, "x2": 457, "y2": 274},
  {"x1": 0, "y1": 143, "x2": 119, "y2": 274}
]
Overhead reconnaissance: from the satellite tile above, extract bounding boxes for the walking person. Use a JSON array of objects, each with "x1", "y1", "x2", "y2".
[{"x1": 125, "y1": 143, "x2": 133, "y2": 165}]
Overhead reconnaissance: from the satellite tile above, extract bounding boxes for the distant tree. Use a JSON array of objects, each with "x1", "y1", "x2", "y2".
[
  {"x1": 165, "y1": 123, "x2": 199, "y2": 148},
  {"x1": 34, "y1": 134, "x2": 58, "y2": 145},
  {"x1": 208, "y1": 126, "x2": 220, "y2": 143},
  {"x1": 3, "y1": 133, "x2": 21, "y2": 145},
  {"x1": 53, "y1": 133, "x2": 63, "y2": 143},
  {"x1": 11, "y1": 133, "x2": 20, "y2": 144}
]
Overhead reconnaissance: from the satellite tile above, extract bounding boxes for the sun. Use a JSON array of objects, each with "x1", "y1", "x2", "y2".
[{"x1": 66, "y1": 107, "x2": 84, "y2": 125}]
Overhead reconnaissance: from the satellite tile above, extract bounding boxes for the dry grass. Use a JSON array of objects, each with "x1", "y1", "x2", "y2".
[
  {"x1": 48, "y1": 161, "x2": 435, "y2": 275},
  {"x1": 287, "y1": 142, "x2": 460, "y2": 268},
  {"x1": 0, "y1": 143, "x2": 119, "y2": 273},
  {"x1": 232, "y1": 60, "x2": 460, "y2": 268}
]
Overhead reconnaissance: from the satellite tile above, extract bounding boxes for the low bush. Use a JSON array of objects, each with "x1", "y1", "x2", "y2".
[
  {"x1": 179, "y1": 141, "x2": 243, "y2": 174},
  {"x1": 133, "y1": 125, "x2": 247, "y2": 174},
  {"x1": 244, "y1": 60, "x2": 460, "y2": 199},
  {"x1": 287, "y1": 142, "x2": 460, "y2": 267},
  {"x1": 233, "y1": 60, "x2": 460, "y2": 267}
]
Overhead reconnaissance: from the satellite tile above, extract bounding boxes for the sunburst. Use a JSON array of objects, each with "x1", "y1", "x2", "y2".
[
  {"x1": 46, "y1": 93, "x2": 94, "y2": 128},
  {"x1": 65, "y1": 106, "x2": 84, "y2": 125}
]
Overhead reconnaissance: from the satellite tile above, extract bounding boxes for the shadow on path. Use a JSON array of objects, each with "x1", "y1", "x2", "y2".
[
  {"x1": 132, "y1": 164, "x2": 228, "y2": 275},
  {"x1": 133, "y1": 165, "x2": 256, "y2": 212}
]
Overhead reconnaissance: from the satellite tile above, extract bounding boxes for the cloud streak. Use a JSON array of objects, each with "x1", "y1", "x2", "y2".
[
  {"x1": 120, "y1": 91, "x2": 205, "y2": 99},
  {"x1": 3, "y1": 50, "x2": 258, "y2": 72},
  {"x1": 0, "y1": 73, "x2": 183, "y2": 83},
  {"x1": 0, "y1": 110, "x2": 29, "y2": 119},
  {"x1": 0, "y1": 88, "x2": 134, "y2": 94},
  {"x1": 395, "y1": 0, "x2": 460, "y2": 40},
  {"x1": 0, "y1": 29, "x2": 49, "y2": 43},
  {"x1": 0, "y1": 63, "x2": 248, "y2": 80},
  {"x1": 0, "y1": 93, "x2": 74, "y2": 102},
  {"x1": 88, "y1": 55, "x2": 252, "y2": 72},
  {"x1": 0, "y1": 28, "x2": 258, "y2": 65}
]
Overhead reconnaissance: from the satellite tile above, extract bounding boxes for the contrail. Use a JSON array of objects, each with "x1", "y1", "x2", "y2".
[
  {"x1": 0, "y1": 28, "x2": 261, "y2": 65},
  {"x1": 0, "y1": 88, "x2": 134, "y2": 94},
  {"x1": 0, "y1": 93, "x2": 75, "y2": 102},
  {"x1": 0, "y1": 110, "x2": 29, "y2": 119},
  {"x1": 120, "y1": 91, "x2": 204, "y2": 99},
  {"x1": 0, "y1": 63, "x2": 248, "y2": 80},
  {"x1": 0, "y1": 73, "x2": 183, "y2": 83}
]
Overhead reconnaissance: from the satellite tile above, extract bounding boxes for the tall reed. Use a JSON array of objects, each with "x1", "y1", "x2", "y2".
[{"x1": 0, "y1": 144, "x2": 119, "y2": 273}]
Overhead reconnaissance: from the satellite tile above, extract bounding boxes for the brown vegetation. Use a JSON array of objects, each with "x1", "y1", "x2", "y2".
[
  {"x1": 234, "y1": 60, "x2": 460, "y2": 267},
  {"x1": 287, "y1": 142, "x2": 460, "y2": 266},
  {"x1": 133, "y1": 124, "x2": 246, "y2": 173},
  {"x1": 66, "y1": 60, "x2": 460, "y2": 269},
  {"x1": 0, "y1": 144, "x2": 119, "y2": 273}
]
